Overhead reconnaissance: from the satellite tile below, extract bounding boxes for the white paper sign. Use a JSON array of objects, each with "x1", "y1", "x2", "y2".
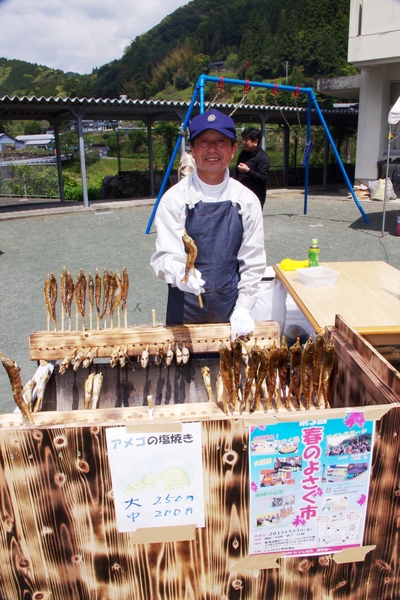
[{"x1": 106, "y1": 422, "x2": 205, "y2": 532}]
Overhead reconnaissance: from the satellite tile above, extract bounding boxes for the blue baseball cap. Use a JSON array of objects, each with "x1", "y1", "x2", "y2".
[{"x1": 189, "y1": 109, "x2": 237, "y2": 142}]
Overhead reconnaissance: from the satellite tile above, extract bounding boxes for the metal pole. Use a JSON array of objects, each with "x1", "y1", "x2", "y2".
[
  {"x1": 74, "y1": 110, "x2": 89, "y2": 208},
  {"x1": 53, "y1": 120, "x2": 65, "y2": 203},
  {"x1": 381, "y1": 124, "x2": 391, "y2": 235}
]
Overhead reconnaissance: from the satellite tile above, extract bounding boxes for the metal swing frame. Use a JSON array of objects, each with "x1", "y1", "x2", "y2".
[{"x1": 145, "y1": 75, "x2": 369, "y2": 234}]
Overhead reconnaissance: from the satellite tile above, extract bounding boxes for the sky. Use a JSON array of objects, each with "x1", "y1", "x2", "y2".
[{"x1": 0, "y1": 0, "x2": 191, "y2": 74}]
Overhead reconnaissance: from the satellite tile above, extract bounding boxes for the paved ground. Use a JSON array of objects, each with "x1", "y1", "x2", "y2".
[{"x1": 0, "y1": 186, "x2": 399, "y2": 413}]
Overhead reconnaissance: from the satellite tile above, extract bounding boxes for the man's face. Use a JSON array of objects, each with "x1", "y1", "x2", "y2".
[
  {"x1": 191, "y1": 129, "x2": 237, "y2": 184},
  {"x1": 242, "y1": 136, "x2": 258, "y2": 153}
]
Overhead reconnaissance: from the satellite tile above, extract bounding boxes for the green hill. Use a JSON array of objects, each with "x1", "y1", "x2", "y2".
[{"x1": 1, "y1": 0, "x2": 354, "y2": 104}]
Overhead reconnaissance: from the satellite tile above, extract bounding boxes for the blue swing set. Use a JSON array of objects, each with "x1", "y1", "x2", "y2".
[{"x1": 145, "y1": 74, "x2": 369, "y2": 234}]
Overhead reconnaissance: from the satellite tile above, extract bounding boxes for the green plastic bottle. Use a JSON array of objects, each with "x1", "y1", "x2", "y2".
[{"x1": 308, "y1": 239, "x2": 320, "y2": 267}]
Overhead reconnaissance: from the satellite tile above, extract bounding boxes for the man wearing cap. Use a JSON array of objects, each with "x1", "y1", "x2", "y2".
[{"x1": 150, "y1": 109, "x2": 266, "y2": 341}]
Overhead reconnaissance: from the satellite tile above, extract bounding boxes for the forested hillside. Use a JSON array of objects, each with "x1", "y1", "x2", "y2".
[{"x1": 0, "y1": 0, "x2": 354, "y2": 103}]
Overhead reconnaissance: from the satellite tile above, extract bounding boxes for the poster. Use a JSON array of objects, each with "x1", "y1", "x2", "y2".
[
  {"x1": 248, "y1": 412, "x2": 375, "y2": 557},
  {"x1": 106, "y1": 422, "x2": 205, "y2": 532}
]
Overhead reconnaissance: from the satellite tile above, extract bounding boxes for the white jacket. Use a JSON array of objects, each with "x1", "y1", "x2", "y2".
[{"x1": 150, "y1": 168, "x2": 267, "y2": 312}]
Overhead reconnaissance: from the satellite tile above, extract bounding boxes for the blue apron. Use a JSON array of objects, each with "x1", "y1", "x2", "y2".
[{"x1": 166, "y1": 200, "x2": 243, "y2": 325}]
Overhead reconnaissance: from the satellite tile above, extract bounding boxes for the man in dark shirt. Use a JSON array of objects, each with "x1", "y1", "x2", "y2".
[{"x1": 235, "y1": 127, "x2": 270, "y2": 208}]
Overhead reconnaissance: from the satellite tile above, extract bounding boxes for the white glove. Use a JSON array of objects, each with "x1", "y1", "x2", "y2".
[
  {"x1": 230, "y1": 306, "x2": 255, "y2": 341},
  {"x1": 174, "y1": 265, "x2": 205, "y2": 296}
]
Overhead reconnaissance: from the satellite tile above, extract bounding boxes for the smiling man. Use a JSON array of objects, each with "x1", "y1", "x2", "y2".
[{"x1": 150, "y1": 109, "x2": 266, "y2": 340}]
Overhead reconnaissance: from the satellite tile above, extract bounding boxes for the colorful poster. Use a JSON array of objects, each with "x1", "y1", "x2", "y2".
[
  {"x1": 248, "y1": 412, "x2": 375, "y2": 557},
  {"x1": 106, "y1": 423, "x2": 205, "y2": 533}
]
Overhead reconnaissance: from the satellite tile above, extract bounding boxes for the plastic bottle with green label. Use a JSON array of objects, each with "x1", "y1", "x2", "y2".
[{"x1": 308, "y1": 239, "x2": 320, "y2": 267}]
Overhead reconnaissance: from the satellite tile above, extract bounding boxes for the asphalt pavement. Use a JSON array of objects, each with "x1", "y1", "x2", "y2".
[{"x1": 0, "y1": 186, "x2": 399, "y2": 413}]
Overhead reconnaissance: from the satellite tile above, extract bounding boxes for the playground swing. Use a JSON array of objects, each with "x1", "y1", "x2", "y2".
[{"x1": 145, "y1": 74, "x2": 369, "y2": 234}]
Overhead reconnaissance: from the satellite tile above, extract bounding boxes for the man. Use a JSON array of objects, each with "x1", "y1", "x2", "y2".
[
  {"x1": 235, "y1": 127, "x2": 270, "y2": 208},
  {"x1": 150, "y1": 109, "x2": 266, "y2": 341}
]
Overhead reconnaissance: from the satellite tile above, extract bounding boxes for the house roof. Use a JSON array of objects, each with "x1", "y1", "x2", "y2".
[{"x1": 0, "y1": 95, "x2": 358, "y2": 127}]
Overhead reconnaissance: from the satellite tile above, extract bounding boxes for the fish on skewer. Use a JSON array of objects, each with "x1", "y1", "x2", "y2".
[
  {"x1": 253, "y1": 347, "x2": 270, "y2": 412},
  {"x1": 312, "y1": 332, "x2": 326, "y2": 405},
  {"x1": 110, "y1": 346, "x2": 120, "y2": 368},
  {"x1": 155, "y1": 345, "x2": 164, "y2": 367},
  {"x1": 277, "y1": 336, "x2": 289, "y2": 408},
  {"x1": 219, "y1": 344, "x2": 234, "y2": 413},
  {"x1": 82, "y1": 346, "x2": 98, "y2": 369},
  {"x1": 95, "y1": 267, "x2": 102, "y2": 330},
  {"x1": 88, "y1": 272, "x2": 94, "y2": 331},
  {"x1": 0, "y1": 352, "x2": 34, "y2": 425},
  {"x1": 243, "y1": 342, "x2": 262, "y2": 413},
  {"x1": 182, "y1": 342, "x2": 190, "y2": 365},
  {"x1": 121, "y1": 266, "x2": 129, "y2": 329},
  {"x1": 65, "y1": 271, "x2": 75, "y2": 331},
  {"x1": 101, "y1": 268, "x2": 111, "y2": 325},
  {"x1": 107, "y1": 270, "x2": 118, "y2": 329},
  {"x1": 84, "y1": 373, "x2": 95, "y2": 409},
  {"x1": 49, "y1": 272, "x2": 58, "y2": 331},
  {"x1": 33, "y1": 361, "x2": 52, "y2": 413},
  {"x1": 141, "y1": 345, "x2": 150, "y2": 369},
  {"x1": 320, "y1": 337, "x2": 335, "y2": 408},
  {"x1": 165, "y1": 343, "x2": 174, "y2": 366},
  {"x1": 201, "y1": 366, "x2": 213, "y2": 402},
  {"x1": 23, "y1": 379, "x2": 36, "y2": 411},
  {"x1": 232, "y1": 336, "x2": 243, "y2": 412},
  {"x1": 44, "y1": 274, "x2": 52, "y2": 331},
  {"x1": 267, "y1": 341, "x2": 279, "y2": 410},
  {"x1": 60, "y1": 266, "x2": 67, "y2": 331},
  {"x1": 175, "y1": 343, "x2": 183, "y2": 365},
  {"x1": 92, "y1": 372, "x2": 103, "y2": 409},
  {"x1": 119, "y1": 345, "x2": 134, "y2": 369},
  {"x1": 112, "y1": 269, "x2": 123, "y2": 329},
  {"x1": 300, "y1": 335, "x2": 316, "y2": 409},
  {"x1": 73, "y1": 349, "x2": 86, "y2": 371},
  {"x1": 75, "y1": 269, "x2": 87, "y2": 330},
  {"x1": 182, "y1": 229, "x2": 203, "y2": 308},
  {"x1": 288, "y1": 337, "x2": 302, "y2": 404},
  {"x1": 59, "y1": 349, "x2": 76, "y2": 374}
]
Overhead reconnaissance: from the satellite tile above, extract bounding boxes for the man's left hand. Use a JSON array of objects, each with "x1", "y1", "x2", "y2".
[{"x1": 237, "y1": 162, "x2": 250, "y2": 173}]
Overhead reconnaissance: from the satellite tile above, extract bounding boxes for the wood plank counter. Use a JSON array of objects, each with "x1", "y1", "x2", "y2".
[{"x1": 273, "y1": 261, "x2": 400, "y2": 340}]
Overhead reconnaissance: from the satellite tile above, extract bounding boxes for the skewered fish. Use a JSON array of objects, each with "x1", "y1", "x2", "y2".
[
  {"x1": 92, "y1": 373, "x2": 103, "y2": 409},
  {"x1": 267, "y1": 341, "x2": 279, "y2": 409},
  {"x1": 312, "y1": 332, "x2": 325, "y2": 404},
  {"x1": 33, "y1": 361, "x2": 52, "y2": 413},
  {"x1": 75, "y1": 269, "x2": 87, "y2": 328},
  {"x1": 243, "y1": 342, "x2": 262, "y2": 412},
  {"x1": 23, "y1": 378, "x2": 37, "y2": 409},
  {"x1": 141, "y1": 345, "x2": 150, "y2": 369},
  {"x1": 182, "y1": 230, "x2": 203, "y2": 308},
  {"x1": 232, "y1": 336, "x2": 243, "y2": 411},
  {"x1": 110, "y1": 346, "x2": 120, "y2": 368},
  {"x1": 320, "y1": 337, "x2": 335, "y2": 408},
  {"x1": 73, "y1": 349, "x2": 86, "y2": 371},
  {"x1": 182, "y1": 342, "x2": 190, "y2": 365},
  {"x1": 101, "y1": 268, "x2": 110, "y2": 320},
  {"x1": 88, "y1": 272, "x2": 94, "y2": 330},
  {"x1": 44, "y1": 273, "x2": 57, "y2": 331},
  {"x1": 65, "y1": 271, "x2": 75, "y2": 325},
  {"x1": 219, "y1": 344, "x2": 234, "y2": 413},
  {"x1": 253, "y1": 347, "x2": 270, "y2": 412},
  {"x1": 82, "y1": 346, "x2": 98, "y2": 369},
  {"x1": 277, "y1": 336, "x2": 289, "y2": 408},
  {"x1": 155, "y1": 345, "x2": 164, "y2": 366},
  {"x1": 300, "y1": 335, "x2": 316, "y2": 409},
  {"x1": 84, "y1": 373, "x2": 95, "y2": 409},
  {"x1": 60, "y1": 266, "x2": 67, "y2": 328},
  {"x1": 119, "y1": 345, "x2": 134, "y2": 369},
  {"x1": 59, "y1": 349, "x2": 76, "y2": 374},
  {"x1": 121, "y1": 266, "x2": 129, "y2": 328},
  {"x1": 112, "y1": 269, "x2": 123, "y2": 328},
  {"x1": 288, "y1": 337, "x2": 302, "y2": 403},
  {"x1": 165, "y1": 343, "x2": 174, "y2": 366},
  {"x1": 201, "y1": 366, "x2": 213, "y2": 402},
  {"x1": 95, "y1": 267, "x2": 102, "y2": 326},
  {"x1": 0, "y1": 352, "x2": 34, "y2": 425},
  {"x1": 175, "y1": 343, "x2": 183, "y2": 365},
  {"x1": 107, "y1": 270, "x2": 118, "y2": 328}
]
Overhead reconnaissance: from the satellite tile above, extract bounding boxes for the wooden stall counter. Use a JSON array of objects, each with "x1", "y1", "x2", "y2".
[{"x1": 273, "y1": 261, "x2": 400, "y2": 344}]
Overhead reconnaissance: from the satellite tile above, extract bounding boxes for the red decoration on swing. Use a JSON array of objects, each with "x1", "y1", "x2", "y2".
[
  {"x1": 273, "y1": 83, "x2": 279, "y2": 96},
  {"x1": 219, "y1": 77, "x2": 224, "y2": 91},
  {"x1": 244, "y1": 80, "x2": 250, "y2": 94},
  {"x1": 294, "y1": 86, "x2": 300, "y2": 99}
]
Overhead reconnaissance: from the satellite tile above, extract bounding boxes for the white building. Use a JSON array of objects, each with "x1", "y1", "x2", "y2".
[
  {"x1": 318, "y1": 0, "x2": 400, "y2": 183},
  {"x1": 15, "y1": 133, "x2": 55, "y2": 149}
]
